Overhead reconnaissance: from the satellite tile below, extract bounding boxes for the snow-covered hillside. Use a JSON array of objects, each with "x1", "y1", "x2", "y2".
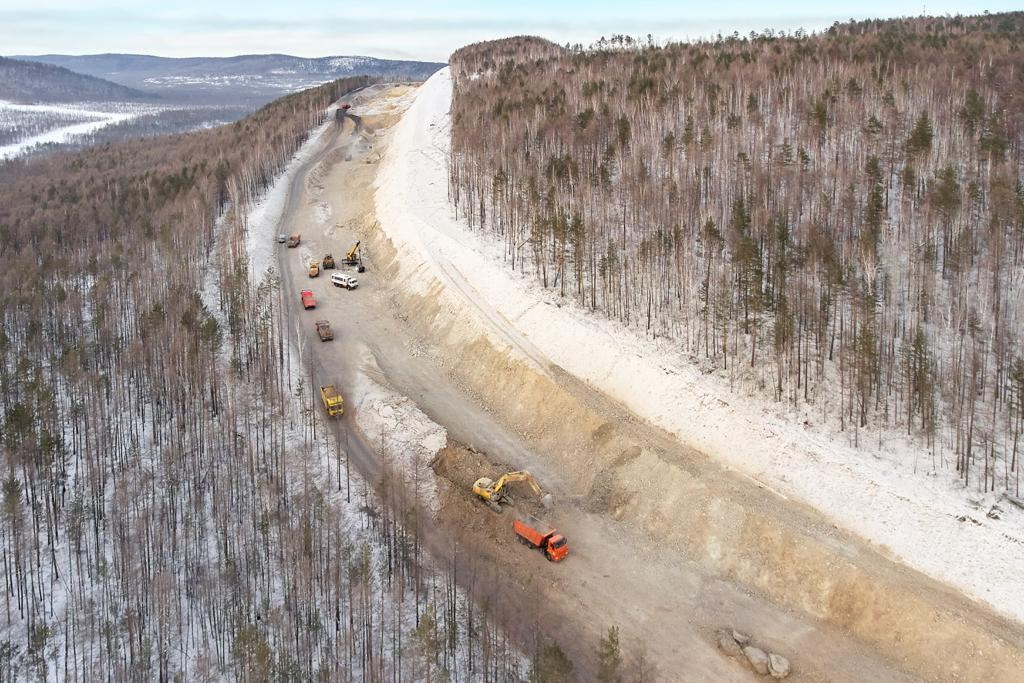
[{"x1": 375, "y1": 68, "x2": 1024, "y2": 624}]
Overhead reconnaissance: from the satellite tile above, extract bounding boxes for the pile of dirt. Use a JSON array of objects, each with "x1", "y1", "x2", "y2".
[
  {"x1": 431, "y1": 442, "x2": 496, "y2": 488},
  {"x1": 432, "y1": 441, "x2": 553, "y2": 516}
]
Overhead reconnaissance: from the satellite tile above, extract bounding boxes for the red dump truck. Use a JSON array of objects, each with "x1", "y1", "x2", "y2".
[
  {"x1": 300, "y1": 289, "x2": 316, "y2": 309},
  {"x1": 513, "y1": 514, "x2": 569, "y2": 562}
]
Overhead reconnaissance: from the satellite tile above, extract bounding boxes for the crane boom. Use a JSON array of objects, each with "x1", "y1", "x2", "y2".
[{"x1": 344, "y1": 241, "x2": 360, "y2": 262}]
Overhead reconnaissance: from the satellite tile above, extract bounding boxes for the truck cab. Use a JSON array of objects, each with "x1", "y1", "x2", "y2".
[{"x1": 545, "y1": 534, "x2": 569, "y2": 562}]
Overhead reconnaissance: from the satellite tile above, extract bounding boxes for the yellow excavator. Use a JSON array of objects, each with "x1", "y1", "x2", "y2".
[{"x1": 472, "y1": 470, "x2": 550, "y2": 512}]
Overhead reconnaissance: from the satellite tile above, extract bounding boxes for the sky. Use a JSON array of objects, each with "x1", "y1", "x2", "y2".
[{"x1": 0, "y1": 1, "x2": 1019, "y2": 62}]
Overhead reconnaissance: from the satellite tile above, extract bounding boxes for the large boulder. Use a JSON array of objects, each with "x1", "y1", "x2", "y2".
[
  {"x1": 768, "y1": 653, "x2": 791, "y2": 679},
  {"x1": 743, "y1": 646, "x2": 770, "y2": 675},
  {"x1": 716, "y1": 629, "x2": 743, "y2": 657}
]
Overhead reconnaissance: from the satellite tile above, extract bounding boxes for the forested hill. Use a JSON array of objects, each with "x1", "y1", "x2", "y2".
[
  {"x1": 449, "y1": 14, "x2": 1024, "y2": 495},
  {"x1": 0, "y1": 56, "x2": 152, "y2": 103}
]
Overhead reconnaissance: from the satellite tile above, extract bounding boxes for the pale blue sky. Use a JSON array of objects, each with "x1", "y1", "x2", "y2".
[{"x1": 0, "y1": 1, "x2": 1018, "y2": 62}]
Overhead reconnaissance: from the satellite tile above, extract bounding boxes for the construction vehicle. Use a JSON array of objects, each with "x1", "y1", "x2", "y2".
[
  {"x1": 308, "y1": 259, "x2": 320, "y2": 278},
  {"x1": 322, "y1": 253, "x2": 336, "y2": 269},
  {"x1": 513, "y1": 514, "x2": 569, "y2": 562},
  {"x1": 342, "y1": 241, "x2": 361, "y2": 266},
  {"x1": 287, "y1": 234, "x2": 301, "y2": 248},
  {"x1": 315, "y1": 320, "x2": 334, "y2": 341},
  {"x1": 330, "y1": 273, "x2": 359, "y2": 290},
  {"x1": 472, "y1": 470, "x2": 545, "y2": 512},
  {"x1": 300, "y1": 289, "x2": 316, "y2": 309},
  {"x1": 320, "y1": 384, "x2": 344, "y2": 416}
]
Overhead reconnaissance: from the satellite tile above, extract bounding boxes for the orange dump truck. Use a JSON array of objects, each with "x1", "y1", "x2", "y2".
[{"x1": 513, "y1": 514, "x2": 569, "y2": 562}]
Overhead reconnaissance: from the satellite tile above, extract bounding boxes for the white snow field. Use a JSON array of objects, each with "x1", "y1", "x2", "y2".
[
  {"x1": 0, "y1": 101, "x2": 143, "y2": 160},
  {"x1": 375, "y1": 68, "x2": 1024, "y2": 624}
]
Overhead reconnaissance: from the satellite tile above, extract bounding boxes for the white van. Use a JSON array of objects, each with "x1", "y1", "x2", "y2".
[{"x1": 330, "y1": 273, "x2": 359, "y2": 289}]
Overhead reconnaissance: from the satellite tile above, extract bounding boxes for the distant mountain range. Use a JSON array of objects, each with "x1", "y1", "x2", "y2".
[
  {"x1": 12, "y1": 53, "x2": 447, "y2": 103},
  {"x1": 0, "y1": 56, "x2": 153, "y2": 103}
]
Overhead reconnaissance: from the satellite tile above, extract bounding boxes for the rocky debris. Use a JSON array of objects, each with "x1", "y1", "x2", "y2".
[
  {"x1": 716, "y1": 629, "x2": 743, "y2": 657},
  {"x1": 769, "y1": 653, "x2": 792, "y2": 679},
  {"x1": 743, "y1": 646, "x2": 770, "y2": 675},
  {"x1": 716, "y1": 627, "x2": 791, "y2": 678}
]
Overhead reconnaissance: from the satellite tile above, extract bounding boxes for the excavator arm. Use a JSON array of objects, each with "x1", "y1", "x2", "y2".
[
  {"x1": 492, "y1": 471, "x2": 542, "y2": 496},
  {"x1": 473, "y1": 469, "x2": 549, "y2": 512}
]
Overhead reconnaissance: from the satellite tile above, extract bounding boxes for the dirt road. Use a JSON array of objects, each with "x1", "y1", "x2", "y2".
[{"x1": 269, "y1": 85, "x2": 1023, "y2": 681}]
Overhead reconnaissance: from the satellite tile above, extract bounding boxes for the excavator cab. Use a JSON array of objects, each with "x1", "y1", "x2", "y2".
[{"x1": 472, "y1": 476, "x2": 504, "y2": 512}]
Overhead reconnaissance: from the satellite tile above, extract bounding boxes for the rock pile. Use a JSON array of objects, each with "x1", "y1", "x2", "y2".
[{"x1": 716, "y1": 628, "x2": 791, "y2": 679}]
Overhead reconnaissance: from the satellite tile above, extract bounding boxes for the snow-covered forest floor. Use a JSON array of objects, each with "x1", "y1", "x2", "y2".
[
  {"x1": 376, "y1": 68, "x2": 1024, "y2": 624},
  {"x1": 0, "y1": 76, "x2": 531, "y2": 680}
]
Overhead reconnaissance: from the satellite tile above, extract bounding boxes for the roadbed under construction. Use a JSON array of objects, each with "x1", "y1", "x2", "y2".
[{"x1": 273, "y1": 83, "x2": 1024, "y2": 681}]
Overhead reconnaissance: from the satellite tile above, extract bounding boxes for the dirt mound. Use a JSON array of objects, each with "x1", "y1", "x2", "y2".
[{"x1": 433, "y1": 441, "x2": 553, "y2": 516}]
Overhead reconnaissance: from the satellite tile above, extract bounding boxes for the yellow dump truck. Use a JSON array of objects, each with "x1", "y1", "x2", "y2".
[{"x1": 320, "y1": 384, "x2": 344, "y2": 416}]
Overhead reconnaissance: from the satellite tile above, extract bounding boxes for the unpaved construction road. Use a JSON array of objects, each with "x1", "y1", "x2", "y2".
[{"x1": 272, "y1": 85, "x2": 1024, "y2": 681}]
